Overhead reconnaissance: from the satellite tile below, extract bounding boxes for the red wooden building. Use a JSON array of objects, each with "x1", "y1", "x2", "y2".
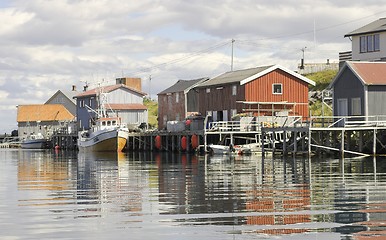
[{"x1": 195, "y1": 65, "x2": 315, "y2": 121}]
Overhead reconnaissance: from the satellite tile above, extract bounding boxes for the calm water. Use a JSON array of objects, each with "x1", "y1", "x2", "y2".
[{"x1": 1, "y1": 149, "x2": 386, "y2": 240}]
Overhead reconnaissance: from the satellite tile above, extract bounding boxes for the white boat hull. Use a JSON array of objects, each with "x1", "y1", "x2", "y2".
[
  {"x1": 21, "y1": 139, "x2": 49, "y2": 149},
  {"x1": 78, "y1": 128, "x2": 129, "y2": 152}
]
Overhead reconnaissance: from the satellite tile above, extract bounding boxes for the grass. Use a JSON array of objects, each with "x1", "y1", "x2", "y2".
[
  {"x1": 144, "y1": 97, "x2": 158, "y2": 129},
  {"x1": 305, "y1": 69, "x2": 338, "y2": 91}
]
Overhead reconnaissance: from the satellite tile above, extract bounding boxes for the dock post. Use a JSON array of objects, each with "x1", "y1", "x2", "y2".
[
  {"x1": 373, "y1": 129, "x2": 377, "y2": 156},
  {"x1": 150, "y1": 134, "x2": 154, "y2": 152},
  {"x1": 341, "y1": 129, "x2": 345, "y2": 158},
  {"x1": 308, "y1": 127, "x2": 311, "y2": 156},
  {"x1": 293, "y1": 130, "x2": 297, "y2": 154},
  {"x1": 283, "y1": 130, "x2": 287, "y2": 155}
]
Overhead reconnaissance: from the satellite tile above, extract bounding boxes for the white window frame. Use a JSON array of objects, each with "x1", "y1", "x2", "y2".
[
  {"x1": 206, "y1": 88, "x2": 210, "y2": 93},
  {"x1": 272, "y1": 84, "x2": 282, "y2": 94},
  {"x1": 232, "y1": 85, "x2": 237, "y2": 95},
  {"x1": 176, "y1": 92, "x2": 179, "y2": 103}
]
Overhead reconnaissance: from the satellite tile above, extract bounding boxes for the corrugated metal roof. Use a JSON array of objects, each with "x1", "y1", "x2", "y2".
[
  {"x1": 17, "y1": 104, "x2": 75, "y2": 122},
  {"x1": 106, "y1": 103, "x2": 147, "y2": 110},
  {"x1": 345, "y1": 18, "x2": 386, "y2": 37},
  {"x1": 197, "y1": 66, "x2": 273, "y2": 87},
  {"x1": 349, "y1": 61, "x2": 386, "y2": 85},
  {"x1": 74, "y1": 84, "x2": 147, "y2": 98},
  {"x1": 158, "y1": 78, "x2": 208, "y2": 94}
]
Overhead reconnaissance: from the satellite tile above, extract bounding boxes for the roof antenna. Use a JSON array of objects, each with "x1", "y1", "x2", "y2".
[{"x1": 231, "y1": 39, "x2": 235, "y2": 71}]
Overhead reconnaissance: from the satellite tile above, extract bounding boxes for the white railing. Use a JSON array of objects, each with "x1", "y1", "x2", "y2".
[
  {"x1": 205, "y1": 116, "x2": 303, "y2": 133},
  {"x1": 310, "y1": 115, "x2": 386, "y2": 128}
]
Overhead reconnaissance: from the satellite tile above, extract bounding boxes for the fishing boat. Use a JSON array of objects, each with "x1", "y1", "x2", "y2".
[
  {"x1": 21, "y1": 133, "x2": 50, "y2": 149},
  {"x1": 77, "y1": 89, "x2": 129, "y2": 152}
]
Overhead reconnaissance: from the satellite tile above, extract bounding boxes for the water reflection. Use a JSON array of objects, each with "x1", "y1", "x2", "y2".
[{"x1": 7, "y1": 149, "x2": 386, "y2": 239}]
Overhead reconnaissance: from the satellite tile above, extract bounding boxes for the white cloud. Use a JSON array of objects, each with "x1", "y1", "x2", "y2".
[{"x1": 0, "y1": 0, "x2": 386, "y2": 132}]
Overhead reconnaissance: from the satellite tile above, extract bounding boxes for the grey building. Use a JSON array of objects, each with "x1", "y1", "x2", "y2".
[
  {"x1": 340, "y1": 18, "x2": 386, "y2": 67},
  {"x1": 45, "y1": 87, "x2": 78, "y2": 116},
  {"x1": 330, "y1": 61, "x2": 386, "y2": 120}
]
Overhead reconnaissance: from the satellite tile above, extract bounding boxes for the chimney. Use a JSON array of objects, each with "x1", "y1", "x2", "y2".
[
  {"x1": 72, "y1": 85, "x2": 76, "y2": 91},
  {"x1": 83, "y1": 84, "x2": 88, "y2": 92}
]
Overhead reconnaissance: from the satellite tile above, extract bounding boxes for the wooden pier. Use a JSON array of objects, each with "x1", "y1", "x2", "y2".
[
  {"x1": 125, "y1": 130, "x2": 204, "y2": 153},
  {"x1": 11, "y1": 115, "x2": 386, "y2": 157}
]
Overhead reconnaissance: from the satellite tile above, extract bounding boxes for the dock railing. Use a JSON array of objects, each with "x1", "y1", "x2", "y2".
[
  {"x1": 206, "y1": 115, "x2": 304, "y2": 133},
  {"x1": 310, "y1": 115, "x2": 386, "y2": 128}
]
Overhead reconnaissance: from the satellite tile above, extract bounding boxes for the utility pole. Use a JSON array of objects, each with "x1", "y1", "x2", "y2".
[
  {"x1": 231, "y1": 39, "x2": 235, "y2": 71},
  {"x1": 300, "y1": 47, "x2": 307, "y2": 69},
  {"x1": 149, "y1": 75, "x2": 152, "y2": 100}
]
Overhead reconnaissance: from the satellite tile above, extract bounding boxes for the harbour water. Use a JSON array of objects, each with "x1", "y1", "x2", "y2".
[{"x1": 1, "y1": 149, "x2": 386, "y2": 240}]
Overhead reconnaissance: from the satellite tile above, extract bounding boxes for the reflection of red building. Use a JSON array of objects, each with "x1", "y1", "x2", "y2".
[
  {"x1": 246, "y1": 187, "x2": 311, "y2": 234},
  {"x1": 353, "y1": 205, "x2": 386, "y2": 239}
]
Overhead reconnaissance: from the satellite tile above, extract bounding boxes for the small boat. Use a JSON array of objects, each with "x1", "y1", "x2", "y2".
[
  {"x1": 21, "y1": 133, "x2": 50, "y2": 149},
  {"x1": 77, "y1": 88, "x2": 129, "y2": 152},
  {"x1": 208, "y1": 143, "x2": 261, "y2": 155}
]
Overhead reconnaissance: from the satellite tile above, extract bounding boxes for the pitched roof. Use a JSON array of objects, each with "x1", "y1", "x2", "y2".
[
  {"x1": 196, "y1": 65, "x2": 315, "y2": 88},
  {"x1": 17, "y1": 104, "x2": 75, "y2": 122},
  {"x1": 197, "y1": 66, "x2": 273, "y2": 87},
  {"x1": 331, "y1": 61, "x2": 386, "y2": 87},
  {"x1": 158, "y1": 78, "x2": 208, "y2": 95},
  {"x1": 105, "y1": 103, "x2": 147, "y2": 110},
  {"x1": 74, "y1": 84, "x2": 147, "y2": 98},
  {"x1": 45, "y1": 90, "x2": 77, "y2": 104},
  {"x1": 345, "y1": 18, "x2": 386, "y2": 37}
]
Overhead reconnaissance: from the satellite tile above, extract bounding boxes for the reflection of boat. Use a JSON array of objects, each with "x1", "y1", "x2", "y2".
[
  {"x1": 77, "y1": 88, "x2": 129, "y2": 152},
  {"x1": 21, "y1": 133, "x2": 50, "y2": 149}
]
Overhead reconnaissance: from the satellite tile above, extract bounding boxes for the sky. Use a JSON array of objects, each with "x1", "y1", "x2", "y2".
[{"x1": 1, "y1": 0, "x2": 386, "y2": 133}]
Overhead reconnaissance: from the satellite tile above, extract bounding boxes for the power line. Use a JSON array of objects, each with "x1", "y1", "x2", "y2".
[
  {"x1": 238, "y1": 10, "x2": 386, "y2": 43},
  {"x1": 125, "y1": 40, "x2": 230, "y2": 76}
]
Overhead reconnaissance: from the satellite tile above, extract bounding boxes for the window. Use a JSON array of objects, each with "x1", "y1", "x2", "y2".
[
  {"x1": 176, "y1": 92, "x2": 179, "y2": 103},
  {"x1": 360, "y1": 34, "x2": 380, "y2": 53},
  {"x1": 231, "y1": 109, "x2": 237, "y2": 117},
  {"x1": 360, "y1": 36, "x2": 367, "y2": 53},
  {"x1": 351, "y1": 98, "x2": 361, "y2": 116},
  {"x1": 232, "y1": 85, "x2": 237, "y2": 95},
  {"x1": 272, "y1": 84, "x2": 282, "y2": 94},
  {"x1": 206, "y1": 88, "x2": 210, "y2": 93},
  {"x1": 367, "y1": 35, "x2": 374, "y2": 52},
  {"x1": 374, "y1": 34, "x2": 380, "y2": 51}
]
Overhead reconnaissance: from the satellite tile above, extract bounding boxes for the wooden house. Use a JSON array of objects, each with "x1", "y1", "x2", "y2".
[
  {"x1": 330, "y1": 61, "x2": 386, "y2": 120},
  {"x1": 157, "y1": 78, "x2": 208, "y2": 130},
  {"x1": 340, "y1": 18, "x2": 386, "y2": 67},
  {"x1": 194, "y1": 65, "x2": 315, "y2": 121},
  {"x1": 17, "y1": 104, "x2": 75, "y2": 139},
  {"x1": 74, "y1": 80, "x2": 148, "y2": 131},
  {"x1": 45, "y1": 86, "x2": 78, "y2": 116}
]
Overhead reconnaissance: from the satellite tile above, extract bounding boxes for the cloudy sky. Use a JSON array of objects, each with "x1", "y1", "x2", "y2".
[{"x1": 1, "y1": 0, "x2": 386, "y2": 133}]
